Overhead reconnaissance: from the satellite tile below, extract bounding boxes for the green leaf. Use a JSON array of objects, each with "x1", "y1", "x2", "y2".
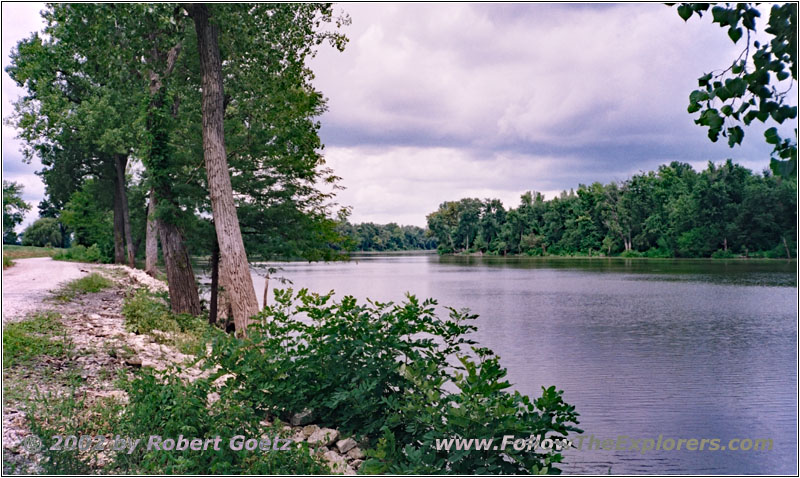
[
  {"x1": 698, "y1": 72, "x2": 713, "y2": 87},
  {"x1": 764, "y1": 127, "x2": 780, "y2": 144},
  {"x1": 728, "y1": 26, "x2": 742, "y2": 43},
  {"x1": 711, "y1": 6, "x2": 728, "y2": 24},
  {"x1": 726, "y1": 126, "x2": 743, "y2": 146},
  {"x1": 677, "y1": 4, "x2": 693, "y2": 21}
]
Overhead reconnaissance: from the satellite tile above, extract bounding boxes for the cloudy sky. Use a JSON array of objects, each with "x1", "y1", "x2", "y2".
[{"x1": 2, "y1": 3, "x2": 794, "y2": 228}]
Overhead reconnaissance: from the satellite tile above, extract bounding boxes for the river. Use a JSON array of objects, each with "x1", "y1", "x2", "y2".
[{"x1": 217, "y1": 254, "x2": 796, "y2": 474}]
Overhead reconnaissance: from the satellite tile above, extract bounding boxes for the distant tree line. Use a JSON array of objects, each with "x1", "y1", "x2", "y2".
[
  {"x1": 337, "y1": 222, "x2": 437, "y2": 252},
  {"x1": 427, "y1": 160, "x2": 797, "y2": 258}
]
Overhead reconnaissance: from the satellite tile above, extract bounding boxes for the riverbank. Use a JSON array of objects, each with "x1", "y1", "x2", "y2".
[{"x1": 1, "y1": 258, "x2": 363, "y2": 474}]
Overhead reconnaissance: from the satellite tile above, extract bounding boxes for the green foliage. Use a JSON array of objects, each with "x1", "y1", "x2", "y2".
[
  {"x1": 711, "y1": 249, "x2": 736, "y2": 259},
  {"x1": 122, "y1": 289, "x2": 215, "y2": 354},
  {"x1": 3, "y1": 256, "x2": 13, "y2": 268},
  {"x1": 60, "y1": 180, "x2": 114, "y2": 262},
  {"x1": 54, "y1": 273, "x2": 112, "y2": 302},
  {"x1": 110, "y1": 370, "x2": 329, "y2": 474},
  {"x1": 675, "y1": 3, "x2": 797, "y2": 176},
  {"x1": 21, "y1": 217, "x2": 63, "y2": 247},
  {"x1": 3, "y1": 181, "x2": 30, "y2": 244},
  {"x1": 426, "y1": 161, "x2": 796, "y2": 259},
  {"x1": 336, "y1": 221, "x2": 437, "y2": 252},
  {"x1": 3, "y1": 312, "x2": 69, "y2": 368},
  {"x1": 122, "y1": 289, "x2": 179, "y2": 335},
  {"x1": 52, "y1": 244, "x2": 106, "y2": 263},
  {"x1": 205, "y1": 289, "x2": 580, "y2": 473}
]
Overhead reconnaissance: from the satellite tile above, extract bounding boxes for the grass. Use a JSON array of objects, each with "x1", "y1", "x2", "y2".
[
  {"x1": 2, "y1": 312, "x2": 71, "y2": 368},
  {"x1": 53, "y1": 273, "x2": 113, "y2": 302},
  {"x1": 2, "y1": 245, "x2": 62, "y2": 268}
]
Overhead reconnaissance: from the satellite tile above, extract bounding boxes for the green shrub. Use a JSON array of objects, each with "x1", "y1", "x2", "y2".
[
  {"x1": 53, "y1": 244, "x2": 106, "y2": 263},
  {"x1": 205, "y1": 289, "x2": 581, "y2": 473},
  {"x1": 619, "y1": 249, "x2": 642, "y2": 258},
  {"x1": 113, "y1": 370, "x2": 328, "y2": 474},
  {"x1": 3, "y1": 256, "x2": 14, "y2": 268},
  {"x1": 710, "y1": 249, "x2": 736, "y2": 259},
  {"x1": 643, "y1": 247, "x2": 672, "y2": 258}
]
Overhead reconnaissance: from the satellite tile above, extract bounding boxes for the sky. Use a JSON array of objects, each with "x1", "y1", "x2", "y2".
[{"x1": 2, "y1": 3, "x2": 795, "y2": 229}]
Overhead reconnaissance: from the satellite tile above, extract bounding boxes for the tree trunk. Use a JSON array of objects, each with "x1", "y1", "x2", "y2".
[
  {"x1": 209, "y1": 238, "x2": 219, "y2": 325},
  {"x1": 112, "y1": 185, "x2": 125, "y2": 264},
  {"x1": 115, "y1": 154, "x2": 136, "y2": 268},
  {"x1": 190, "y1": 3, "x2": 259, "y2": 335},
  {"x1": 157, "y1": 219, "x2": 201, "y2": 316},
  {"x1": 723, "y1": 237, "x2": 728, "y2": 251},
  {"x1": 783, "y1": 236, "x2": 791, "y2": 259},
  {"x1": 268, "y1": 274, "x2": 269, "y2": 310},
  {"x1": 145, "y1": 189, "x2": 159, "y2": 277}
]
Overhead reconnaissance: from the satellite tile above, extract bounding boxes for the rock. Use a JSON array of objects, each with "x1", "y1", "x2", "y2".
[
  {"x1": 207, "y1": 392, "x2": 220, "y2": 405},
  {"x1": 290, "y1": 409, "x2": 314, "y2": 426},
  {"x1": 290, "y1": 429, "x2": 306, "y2": 443},
  {"x1": 307, "y1": 428, "x2": 339, "y2": 447},
  {"x1": 350, "y1": 459, "x2": 363, "y2": 470},
  {"x1": 125, "y1": 356, "x2": 142, "y2": 368},
  {"x1": 322, "y1": 450, "x2": 348, "y2": 473},
  {"x1": 301, "y1": 424, "x2": 320, "y2": 438},
  {"x1": 344, "y1": 465, "x2": 357, "y2": 475},
  {"x1": 89, "y1": 313, "x2": 101, "y2": 320},
  {"x1": 336, "y1": 437, "x2": 357, "y2": 454},
  {"x1": 346, "y1": 446, "x2": 364, "y2": 460}
]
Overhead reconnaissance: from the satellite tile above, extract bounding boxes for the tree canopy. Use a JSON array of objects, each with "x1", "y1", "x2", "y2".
[{"x1": 675, "y1": 3, "x2": 797, "y2": 177}]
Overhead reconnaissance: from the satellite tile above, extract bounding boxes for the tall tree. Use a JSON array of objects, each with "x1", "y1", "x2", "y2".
[{"x1": 2, "y1": 181, "x2": 30, "y2": 244}]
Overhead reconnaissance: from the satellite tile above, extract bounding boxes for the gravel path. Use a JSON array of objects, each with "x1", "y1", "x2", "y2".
[{"x1": 2, "y1": 257, "x2": 92, "y2": 323}]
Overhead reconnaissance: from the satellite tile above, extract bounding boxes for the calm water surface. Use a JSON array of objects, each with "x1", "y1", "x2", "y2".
[{"x1": 238, "y1": 255, "x2": 796, "y2": 474}]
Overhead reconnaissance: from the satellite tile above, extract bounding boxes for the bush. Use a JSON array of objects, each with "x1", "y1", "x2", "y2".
[
  {"x1": 619, "y1": 249, "x2": 643, "y2": 258},
  {"x1": 643, "y1": 247, "x2": 672, "y2": 258},
  {"x1": 53, "y1": 244, "x2": 107, "y2": 263},
  {"x1": 3, "y1": 256, "x2": 13, "y2": 268},
  {"x1": 710, "y1": 249, "x2": 736, "y2": 259},
  {"x1": 205, "y1": 289, "x2": 581, "y2": 473},
  {"x1": 112, "y1": 371, "x2": 329, "y2": 474}
]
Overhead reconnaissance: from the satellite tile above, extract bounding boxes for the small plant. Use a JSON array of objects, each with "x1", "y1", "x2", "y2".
[
  {"x1": 3, "y1": 312, "x2": 70, "y2": 368},
  {"x1": 3, "y1": 255, "x2": 14, "y2": 268},
  {"x1": 54, "y1": 273, "x2": 113, "y2": 302}
]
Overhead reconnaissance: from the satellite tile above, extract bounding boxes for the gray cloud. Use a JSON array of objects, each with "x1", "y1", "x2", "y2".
[{"x1": 2, "y1": 3, "x2": 794, "y2": 231}]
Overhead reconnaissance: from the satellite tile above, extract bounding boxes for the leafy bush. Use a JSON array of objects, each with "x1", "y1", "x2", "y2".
[
  {"x1": 112, "y1": 370, "x2": 329, "y2": 474},
  {"x1": 53, "y1": 244, "x2": 107, "y2": 263},
  {"x1": 643, "y1": 247, "x2": 672, "y2": 258},
  {"x1": 205, "y1": 289, "x2": 581, "y2": 473},
  {"x1": 619, "y1": 249, "x2": 642, "y2": 258},
  {"x1": 3, "y1": 256, "x2": 13, "y2": 268},
  {"x1": 710, "y1": 249, "x2": 736, "y2": 259}
]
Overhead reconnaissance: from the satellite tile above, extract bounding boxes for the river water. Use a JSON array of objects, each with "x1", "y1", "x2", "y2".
[{"x1": 228, "y1": 254, "x2": 796, "y2": 474}]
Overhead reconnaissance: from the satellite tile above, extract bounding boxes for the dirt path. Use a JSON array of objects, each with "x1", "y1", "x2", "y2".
[{"x1": 2, "y1": 257, "x2": 93, "y2": 323}]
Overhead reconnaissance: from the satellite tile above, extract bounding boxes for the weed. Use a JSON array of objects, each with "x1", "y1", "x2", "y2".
[
  {"x1": 3, "y1": 312, "x2": 70, "y2": 368},
  {"x1": 54, "y1": 273, "x2": 113, "y2": 302}
]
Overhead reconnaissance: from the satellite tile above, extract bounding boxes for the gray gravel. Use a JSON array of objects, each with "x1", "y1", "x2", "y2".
[{"x1": 2, "y1": 257, "x2": 92, "y2": 323}]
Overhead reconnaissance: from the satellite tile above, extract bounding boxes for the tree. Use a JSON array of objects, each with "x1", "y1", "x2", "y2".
[
  {"x1": 21, "y1": 217, "x2": 62, "y2": 247},
  {"x1": 3, "y1": 181, "x2": 30, "y2": 244},
  {"x1": 675, "y1": 3, "x2": 797, "y2": 177}
]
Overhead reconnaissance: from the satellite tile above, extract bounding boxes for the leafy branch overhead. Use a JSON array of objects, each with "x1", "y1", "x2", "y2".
[{"x1": 675, "y1": 3, "x2": 797, "y2": 177}]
